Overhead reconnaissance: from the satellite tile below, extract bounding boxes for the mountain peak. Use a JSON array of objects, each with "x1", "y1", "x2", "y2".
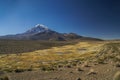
[
  {"x1": 0, "y1": 24, "x2": 102, "y2": 41},
  {"x1": 24, "y1": 24, "x2": 50, "y2": 35}
]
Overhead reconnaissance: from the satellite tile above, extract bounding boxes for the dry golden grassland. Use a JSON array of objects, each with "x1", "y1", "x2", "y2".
[
  {"x1": 0, "y1": 41, "x2": 120, "y2": 80},
  {"x1": 0, "y1": 42, "x2": 103, "y2": 72}
]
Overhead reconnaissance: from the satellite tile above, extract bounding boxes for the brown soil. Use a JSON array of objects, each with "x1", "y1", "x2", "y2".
[{"x1": 8, "y1": 61, "x2": 120, "y2": 80}]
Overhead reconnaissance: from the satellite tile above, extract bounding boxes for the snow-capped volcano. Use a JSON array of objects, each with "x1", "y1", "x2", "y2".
[
  {"x1": 0, "y1": 24, "x2": 102, "y2": 41},
  {"x1": 25, "y1": 24, "x2": 50, "y2": 35}
]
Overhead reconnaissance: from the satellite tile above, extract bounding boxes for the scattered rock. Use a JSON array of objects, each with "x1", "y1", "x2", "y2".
[
  {"x1": 82, "y1": 61, "x2": 90, "y2": 67},
  {"x1": 87, "y1": 69, "x2": 97, "y2": 75},
  {"x1": 107, "y1": 69, "x2": 110, "y2": 72}
]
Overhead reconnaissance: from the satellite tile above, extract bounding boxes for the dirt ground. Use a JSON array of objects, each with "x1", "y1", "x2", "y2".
[{"x1": 8, "y1": 61, "x2": 120, "y2": 80}]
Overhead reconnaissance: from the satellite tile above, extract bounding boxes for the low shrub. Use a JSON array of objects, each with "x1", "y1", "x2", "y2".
[
  {"x1": 14, "y1": 69, "x2": 25, "y2": 73},
  {"x1": 0, "y1": 75, "x2": 9, "y2": 80},
  {"x1": 76, "y1": 67, "x2": 83, "y2": 72},
  {"x1": 41, "y1": 66, "x2": 55, "y2": 71},
  {"x1": 113, "y1": 71, "x2": 120, "y2": 80}
]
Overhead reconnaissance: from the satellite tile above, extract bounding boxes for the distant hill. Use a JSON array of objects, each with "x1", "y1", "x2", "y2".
[{"x1": 0, "y1": 24, "x2": 102, "y2": 41}]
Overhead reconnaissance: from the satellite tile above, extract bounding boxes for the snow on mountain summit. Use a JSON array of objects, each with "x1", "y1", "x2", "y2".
[
  {"x1": 35, "y1": 24, "x2": 48, "y2": 29},
  {"x1": 25, "y1": 24, "x2": 50, "y2": 35},
  {"x1": 0, "y1": 24, "x2": 102, "y2": 41}
]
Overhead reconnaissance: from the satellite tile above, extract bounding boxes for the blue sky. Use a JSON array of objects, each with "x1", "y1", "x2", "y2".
[{"x1": 0, "y1": 0, "x2": 120, "y2": 39}]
